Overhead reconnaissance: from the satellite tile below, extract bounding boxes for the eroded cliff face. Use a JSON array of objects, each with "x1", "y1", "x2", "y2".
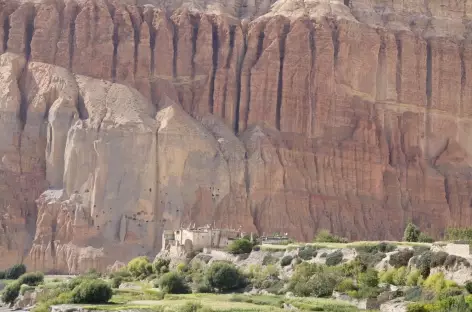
[{"x1": 1, "y1": 0, "x2": 472, "y2": 273}]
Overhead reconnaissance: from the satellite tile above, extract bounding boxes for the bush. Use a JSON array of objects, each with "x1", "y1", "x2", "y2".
[
  {"x1": 379, "y1": 268, "x2": 395, "y2": 284},
  {"x1": 406, "y1": 302, "x2": 434, "y2": 312},
  {"x1": 355, "y1": 242, "x2": 396, "y2": 254},
  {"x1": 406, "y1": 269, "x2": 421, "y2": 286},
  {"x1": 153, "y1": 258, "x2": 171, "y2": 274},
  {"x1": 298, "y1": 247, "x2": 315, "y2": 260},
  {"x1": 262, "y1": 254, "x2": 277, "y2": 266},
  {"x1": 314, "y1": 229, "x2": 348, "y2": 243},
  {"x1": 192, "y1": 274, "x2": 212, "y2": 294},
  {"x1": 2, "y1": 282, "x2": 20, "y2": 304},
  {"x1": 389, "y1": 249, "x2": 414, "y2": 268},
  {"x1": 340, "y1": 260, "x2": 366, "y2": 278},
  {"x1": 437, "y1": 295, "x2": 470, "y2": 312},
  {"x1": 444, "y1": 255, "x2": 470, "y2": 269},
  {"x1": 128, "y1": 256, "x2": 152, "y2": 278},
  {"x1": 206, "y1": 262, "x2": 245, "y2": 292},
  {"x1": 392, "y1": 266, "x2": 408, "y2": 286},
  {"x1": 158, "y1": 272, "x2": 190, "y2": 294},
  {"x1": 437, "y1": 287, "x2": 464, "y2": 300},
  {"x1": 356, "y1": 252, "x2": 386, "y2": 268},
  {"x1": 445, "y1": 227, "x2": 472, "y2": 241},
  {"x1": 423, "y1": 272, "x2": 446, "y2": 293},
  {"x1": 18, "y1": 272, "x2": 44, "y2": 286},
  {"x1": 358, "y1": 269, "x2": 379, "y2": 287},
  {"x1": 304, "y1": 274, "x2": 338, "y2": 297},
  {"x1": 289, "y1": 263, "x2": 341, "y2": 297},
  {"x1": 280, "y1": 255, "x2": 293, "y2": 267},
  {"x1": 0, "y1": 271, "x2": 5, "y2": 279},
  {"x1": 404, "y1": 222, "x2": 420, "y2": 242},
  {"x1": 5, "y1": 264, "x2": 26, "y2": 280},
  {"x1": 325, "y1": 250, "x2": 343, "y2": 266},
  {"x1": 418, "y1": 233, "x2": 434, "y2": 243},
  {"x1": 111, "y1": 276, "x2": 123, "y2": 288},
  {"x1": 335, "y1": 278, "x2": 357, "y2": 293},
  {"x1": 68, "y1": 277, "x2": 96, "y2": 291},
  {"x1": 20, "y1": 284, "x2": 35, "y2": 295},
  {"x1": 415, "y1": 251, "x2": 432, "y2": 278},
  {"x1": 71, "y1": 280, "x2": 112, "y2": 304},
  {"x1": 176, "y1": 262, "x2": 189, "y2": 273},
  {"x1": 180, "y1": 302, "x2": 203, "y2": 312},
  {"x1": 430, "y1": 251, "x2": 448, "y2": 268},
  {"x1": 465, "y1": 281, "x2": 472, "y2": 294},
  {"x1": 227, "y1": 239, "x2": 253, "y2": 255}
]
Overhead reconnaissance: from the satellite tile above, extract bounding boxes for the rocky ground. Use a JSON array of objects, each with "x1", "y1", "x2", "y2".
[{"x1": 2, "y1": 240, "x2": 471, "y2": 312}]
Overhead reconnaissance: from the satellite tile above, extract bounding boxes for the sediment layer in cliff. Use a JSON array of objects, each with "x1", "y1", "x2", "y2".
[{"x1": 1, "y1": 0, "x2": 472, "y2": 273}]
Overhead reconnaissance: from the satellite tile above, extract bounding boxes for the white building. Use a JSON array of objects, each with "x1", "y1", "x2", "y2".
[{"x1": 161, "y1": 225, "x2": 242, "y2": 255}]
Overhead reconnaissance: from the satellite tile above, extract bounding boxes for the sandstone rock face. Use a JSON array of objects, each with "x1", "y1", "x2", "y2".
[{"x1": 1, "y1": 0, "x2": 472, "y2": 273}]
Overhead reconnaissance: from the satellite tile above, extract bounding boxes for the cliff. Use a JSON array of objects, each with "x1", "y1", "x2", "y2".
[{"x1": 1, "y1": 0, "x2": 472, "y2": 273}]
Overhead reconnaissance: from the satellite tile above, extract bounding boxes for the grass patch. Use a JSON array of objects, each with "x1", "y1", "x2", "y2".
[
  {"x1": 82, "y1": 292, "x2": 365, "y2": 312},
  {"x1": 110, "y1": 289, "x2": 164, "y2": 304}
]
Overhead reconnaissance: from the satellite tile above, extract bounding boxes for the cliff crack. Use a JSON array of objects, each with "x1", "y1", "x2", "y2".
[
  {"x1": 395, "y1": 34, "x2": 402, "y2": 102},
  {"x1": 25, "y1": 10, "x2": 35, "y2": 61},
  {"x1": 234, "y1": 26, "x2": 247, "y2": 134},
  {"x1": 308, "y1": 20, "x2": 315, "y2": 136},
  {"x1": 426, "y1": 40, "x2": 432, "y2": 105},
  {"x1": 234, "y1": 28, "x2": 247, "y2": 133},
  {"x1": 208, "y1": 21, "x2": 219, "y2": 114},
  {"x1": 68, "y1": 4, "x2": 78, "y2": 70},
  {"x1": 3, "y1": 14, "x2": 10, "y2": 52},
  {"x1": 145, "y1": 11, "x2": 156, "y2": 106},
  {"x1": 172, "y1": 19, "x2": 178, "y2": 79},
  {"x1": 444, "y1": 176, "x2": 452, "y2": 213},
  {"x1": 460, "y1": 41, "x2": 465, "y2": 117},
  {"x1": 76, "y1": 91, "x2": 88, "y2": 120},
  {"x1": 276, "y1": 23, "x2": 290, "y2": 130},
  {"x1": 190, "y1": 17, "x2": 199, "y2": 112},
  {"x1": 109, "y1": 5, "x2": 118, "y2": 82},
  {"x1": 330, "y1": 20, "x2": 339, "y2": 67}
]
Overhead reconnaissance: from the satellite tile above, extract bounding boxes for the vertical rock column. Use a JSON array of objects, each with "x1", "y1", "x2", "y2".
[{"x1": 72, "y1": 0, "x2": 113, "y2": 80}]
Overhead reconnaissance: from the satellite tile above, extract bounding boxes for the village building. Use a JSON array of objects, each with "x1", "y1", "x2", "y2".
[{"x1": 161, "y1": 224, "x2": 243, "y2": 255}]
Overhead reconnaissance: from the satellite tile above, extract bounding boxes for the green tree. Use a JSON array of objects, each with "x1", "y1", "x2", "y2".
[
  {"x1": 206, "y1": 262, "x2": 245, "y2": 292},
  {"x1": 153, "y1": 258, "x2": 171, "y2": 274},
  {"x1": 71, "y1": 280, "x2": 112, "y2": 304},
  {"x1": 226, "y1": 239, "x2": 253, "y2": 255},
  {"x1": 1, "y1": 282, "x2": 20, "y2": 304},
  {"x1": 17, "y1": 272, "x2": 44, "y2": 286},
  {"x1": 314, "y1": 229, "x2": 348, "y2": 243},
  {"x1": 158, "y1": 272, "x2": 190, "y2": 294},
  {"x1": 358, "y1": 268, "x2": 379, "y2": 287},
  {"x1": 127, "y1": 256, "x2": 152, "y2": 278},
  {"x1": 5, "y1": 264, "x2": 26, "y2": 279},
  {"x1": 403, "y1": 222, "x2": 420, "y2": 242}
]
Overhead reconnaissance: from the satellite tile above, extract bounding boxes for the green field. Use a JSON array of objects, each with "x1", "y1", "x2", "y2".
[{"x1": 82, "y1": 292, "x2": 376, "y2": 312}]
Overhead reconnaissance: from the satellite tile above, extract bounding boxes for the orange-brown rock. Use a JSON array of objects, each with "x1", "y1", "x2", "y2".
[{"x1": 1, "y1": 0, "x2": 472, "y2": 273}]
